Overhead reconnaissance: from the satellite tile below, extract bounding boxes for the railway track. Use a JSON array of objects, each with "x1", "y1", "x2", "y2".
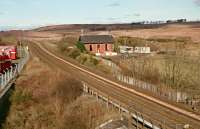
[{"x1": 29, "y1": 42, "x2": 200, "y2": 129}]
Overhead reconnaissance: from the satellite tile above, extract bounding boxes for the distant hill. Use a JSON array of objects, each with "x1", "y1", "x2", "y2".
[
  {"x1": 34, "y1": 24, "x2": 164, "y2": 32},
  {"x1": 34, "y1": 22, "x2": 200, "y2": 32}
]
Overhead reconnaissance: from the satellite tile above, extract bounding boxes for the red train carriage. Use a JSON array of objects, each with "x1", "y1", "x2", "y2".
[
  {"x1": 0, "y1": 61, "x2": 12, "y2": 73},
  {"x1": 0, "y1": 45, "x2": 17, "y2": 73},
  {"x1": 0, "y1": 46, "x2": 17, "y2": 60}
]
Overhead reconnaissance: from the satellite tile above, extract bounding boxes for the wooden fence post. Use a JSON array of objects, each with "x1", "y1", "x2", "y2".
[
  {"x1": 141, "y1": 114, "x2": 145, "y2": 129},
  {"x1": 119, "y1": 104, "x2": 121, "y2": 113},
  {"x1": 128, "y1": 112, "x2": 132, "y2": 128},
  {"x1": 162, "y1": 120, "x2": 166, "y2": 129},
  {"x1": 96, "y1": 92, "x2": 99, "y2": 101},
  {"x1": 107, "y1": 96, "x2": 109, "y2": 108},
  {"x1": 136, "y1": 112, "x2": 139, "y2": 129}
]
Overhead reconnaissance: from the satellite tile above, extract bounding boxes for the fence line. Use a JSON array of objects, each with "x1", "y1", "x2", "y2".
[
  {"x1": 0, "y1": 46, "x2": 29, "y2": 96},
  {"x1": 83, "y1": 82, "x2": 189, "y2": 129},
  {"x1": 115, "y1": 73, "x2": 188, "y2": 102},
  {"x1": 82, "y1": 82, "x2": 175, "y2": 129},
  {"x1": 102, "y1": 59, "x2": 189, "y2": 103}
]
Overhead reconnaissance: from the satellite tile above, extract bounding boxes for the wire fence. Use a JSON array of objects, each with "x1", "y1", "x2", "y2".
[{"x1": 0, "y1": 46, "x2": 29, "y2": 93}]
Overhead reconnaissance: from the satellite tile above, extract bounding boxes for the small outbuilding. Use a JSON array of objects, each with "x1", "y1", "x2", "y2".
[{"x1": 79, "y1": 35, "x2": 114, "y2": 56}]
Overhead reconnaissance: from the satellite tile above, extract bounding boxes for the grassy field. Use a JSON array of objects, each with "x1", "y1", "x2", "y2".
[
  {"x1": 115, "y1": 36, "x2": 200, "y2": 55},
  {"x1": 112, "y1": 37, "x2": 200, "y2": 97},
  {"x1": 34, "y1": 23, "x2": 200, "y2": 42},
  {"x1": 0, "y1": 36, "x2": 18, "y2": 45},
  {"x1": 118, "y1": 55, "x2": 200, "y2": 94}
]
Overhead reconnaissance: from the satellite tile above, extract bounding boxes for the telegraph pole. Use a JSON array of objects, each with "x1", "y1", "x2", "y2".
[{"x1": 20, "y1": 30, "x2": 23, "y2": 58}]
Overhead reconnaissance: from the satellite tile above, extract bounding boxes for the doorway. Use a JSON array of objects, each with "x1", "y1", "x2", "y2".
[
  {"x1": 97, "y1": 44, "x2": 100, "y2": 53},
  {"x1": 89, "y1": 45, "x2": 92, "y2": 51},
  {"x1": 105, "y1": 44, "x2": 108, "y2": 51}
]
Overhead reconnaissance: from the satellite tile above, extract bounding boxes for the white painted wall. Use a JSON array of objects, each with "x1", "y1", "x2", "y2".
[{"x1": 134, "y1": 47, "x2": 151, "y2": 54}]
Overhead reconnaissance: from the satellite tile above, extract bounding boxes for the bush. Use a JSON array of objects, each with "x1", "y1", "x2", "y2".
[
  {"x1": 76, "y1": 41, "x2": 86, "y2": 52},
  {"x1": 52, "y1": 78, "x2": 83, "y2": 104},
  {"x1": 61, "y1": 112, "x2": 87, "y2": 129},
  {"x1": 90, "y1": 56, "x2": 99, "y2": 66},
  {"x1": 114, "y1": 42, "x2": 119, "y2": 52},
  {"x1": 77, "y1": 54, "x2": 88, "y2": 64},
  {"x1": 68, "y1": 48, "x2": 81, "y2": 59},
  {"x1": 58, "y1": 42, "x2": 68, "y2": 52},
  {"x1": 58, "y1": 37, "x2": 77, "y2": 52},
  {"x1": 97, "y1": 64, "x2": 111, "y2": 74},
  {"x1": 117, "y1": 36, "x2": 146, "y2": 47}
]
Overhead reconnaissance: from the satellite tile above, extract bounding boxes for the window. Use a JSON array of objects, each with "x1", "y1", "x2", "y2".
[{"x1": 90, "y1": 45, "x2": 92, "y2": 51}]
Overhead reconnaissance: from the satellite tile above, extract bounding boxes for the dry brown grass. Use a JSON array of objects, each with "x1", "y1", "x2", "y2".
[
  {"x1": 119, "y1": 54, "x2": 200, "y2": 95},
  {"x1": 57, "y1": 95, "x2": 119, "y2": 129},
  {"x1": 24, "y1": 31, "x2": 63, "y2": 41},
  {"x1": 88, "y1": 25, "x2": 200, "y2": 42},
  {"x1": 2, "y1": 55, "x2": 119, "y2": 129}
]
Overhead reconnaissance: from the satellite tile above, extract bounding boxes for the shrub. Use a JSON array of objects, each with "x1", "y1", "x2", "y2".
[
  {"x1": 61, "y1": 112, "x2": 87, "y2": 129},
  {"x1": 114, "y1": 42, "x2": 119, "y2": 52},
  {"x1": 52, "y1": 78, "x2": 83, "y2": 104},
  {"x1": 76, "y1": 41, "x2": 86, "y2": 53},
  {"x1": 58, "y1": 42, "x2": 68, "y2": 52},
  {"x1": 90, "y1": 57, "x2": 99, "y2": 66},
  {"x1": 58, "y1": 37, "x2": 77, "y2": 52},
  {"x1": 77, "y1": 54, "x2": 88, "y2": 64},
  {"x1": 117, "y1": 36, "x2": 146, "y2": 47},
  {"x1": 97, "y1": 64, "x2": 111, "y2": 74},
  {"x1": 68, "y1": 48, "x2": 81, "y2": 59}
]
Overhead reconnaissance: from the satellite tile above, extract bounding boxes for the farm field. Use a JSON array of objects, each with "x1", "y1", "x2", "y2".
[
  {"x1": 31, "y1": 23, "x2": 200, "y2": 42},
  {"x1": 109, "y1": 24, "x2": 200, "y2": 42}
]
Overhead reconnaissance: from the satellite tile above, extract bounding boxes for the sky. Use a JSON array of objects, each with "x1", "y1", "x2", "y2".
[{"x1": 0, "y1": 0, "x2": 200, "y2": 29}]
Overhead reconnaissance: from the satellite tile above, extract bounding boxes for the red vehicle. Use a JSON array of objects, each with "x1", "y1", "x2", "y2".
[
  {"x1": 0, "y1": 45, "x2": 17, "y2": 73},
  {"x1": 0, "y1": 61, "x2": 12, "y2": 73},
  {"x1": 0, "y1": 45, "x2": 17, "y2": 60}
]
